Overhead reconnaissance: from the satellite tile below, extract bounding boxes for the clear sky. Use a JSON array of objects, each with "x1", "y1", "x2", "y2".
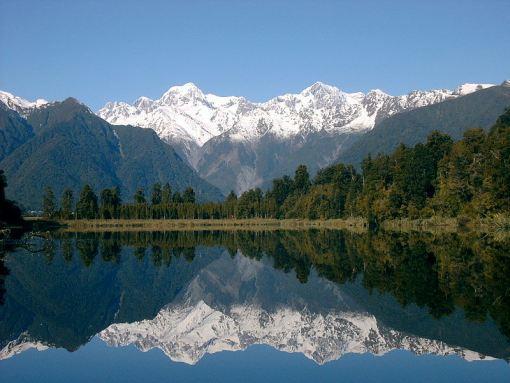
[{"x1": 1, "y1": 0, "x2": 509, "y2": 110}]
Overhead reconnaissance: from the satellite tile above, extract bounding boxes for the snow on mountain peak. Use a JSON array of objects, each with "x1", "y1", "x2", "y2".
[
  {"x1": 97, "y1": 81, "x2": 495, "y2": 164},
  {"x1": 302, "y1": 81, "x2": 340, "y2": 96},
  {"x1": 0, "y1": 90, "x2": 48, "y2": 116},
  {"x1": 133, "y1": 96, "x2": 153, "y2": 109},
  {"x1": 453, "y1": 83, "x2": 495, "y2": 96}
]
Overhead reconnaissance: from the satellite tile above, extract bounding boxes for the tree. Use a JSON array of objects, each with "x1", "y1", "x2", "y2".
[
  {"x1": 0, "y1": 170, "x2": 6, "y2": 203},
  {"x1": 42, "y1": 187, "x2": 57, "y2": 219},
  {"x1": 294, "y1": 165, "x2": 311, "y2": 193},
  {"x1": 182, "y1": 187, "x2": 196, "y2": 203},
  {"x1": 0, "y1": 170, "x2": 24, "y2": 226},
  {"x1": 100, "y1": 188, "x2": 114, "y2": 219},
  {"x1": 162, "y1": 183, "x2": 172, "y2": 205},
  {"x1": 134, "y1": 188, "x2": 146, "y2": 204},
  {"x1": 111, "y1": 187, "x2": 121, "y2": 218},
  {"x1": 151, "y1": 183, "x2": 162, "y2": 205},
  {"x1": 61, "y1": 189, "x2": 74, "y2": 219},
  {"x1": 76, "y1": 185, "x2": 98, "y2": 219},
  {"x1": 172, "y1": 191, "x2": 183, "y2": 203}
]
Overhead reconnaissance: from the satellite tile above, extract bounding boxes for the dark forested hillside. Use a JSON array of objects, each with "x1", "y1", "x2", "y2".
[
  {"x1": 0, "y1": 99, "x2": 223, "y2": 209},
  {"x1": 338, "y1": 82, "x2": 510, "y2": 167},
  {"x1": 0, "y1": 102, "x2": 34, "y2": 162}
]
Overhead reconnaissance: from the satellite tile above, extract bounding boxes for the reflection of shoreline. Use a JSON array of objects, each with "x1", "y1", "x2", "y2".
[
  {"x1": 59, "y1": 218, "x2": 367, "y2": 232},
  {"x1": 55, "y1": 216, "x2": 510, "y2": 235}
]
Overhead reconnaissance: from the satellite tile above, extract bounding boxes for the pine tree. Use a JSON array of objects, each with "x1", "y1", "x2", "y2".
[
  {"x1": 183, "y1": 187, "x2": 196, "y2": 203},
  {"x1": 162, "y1": 183, "x2": 172, "y2": 205},
  {"x1": 294, "y1": 165, "x2": 311, "y2": 193},
  {"x1": 61, "y1": 189, "x2": 74, "y2": 219},
  {"x1": 42, "y1": 187, "x2": 56, "y2": 219},
  {"x1": 172, "y1": 191, "x2": 183, "y2": 203},
  {"x1": 0, "y1": 170, "x2": 6, "y2": 203},
  {"x1": 76, "y1": 185, "x2": 98, "y2": 219},
  {"x1": 151, "y1": 183, "x2": 162, "y2": 205},
  {"x1": 134, "y1": 188, "x2": 146, "y2": 204}
]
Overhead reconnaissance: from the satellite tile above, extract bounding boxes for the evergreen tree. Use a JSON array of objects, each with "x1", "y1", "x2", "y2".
[
  {"x1": 151, "y1": 183, "x2": 162, "y2": 205},
  {"x1": 162, "y1": 183, "x2": 172, "y2": 205},
  {"x1": 111, "y1": 187, "x2": 122, "y2": 218},
  {"x1": 61, "y1": 189, "x2": 74, "y2": 219},
  {"x1": 172, "y1": 191, "x2": 183, "y2": 203},
  {"x1": 100, "y1": 188, "x2": 114, "y2": 219},
  {"x1": 293, "y1": 165, "x2": 311, "y2": 193},
  {"x1": 183, "y1": 187, "x2": 196, "y2": 203},
  {"x1": 42, "y1": 187, "x2": 57, "y2": 219},
  {"x1": 0, "y1": 170, "x2": 6, "y2": 203},
  {"x1": 76, "y1": 185, "x2": 98, "y2": 219},
  {"x1": 134, "y1": 188, "x2": 146, "y2": 204}
]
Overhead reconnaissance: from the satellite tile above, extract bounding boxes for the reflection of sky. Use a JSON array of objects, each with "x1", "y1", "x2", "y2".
[{"x1": 1, "y1": 338, "x2": 508, "y2": 383}]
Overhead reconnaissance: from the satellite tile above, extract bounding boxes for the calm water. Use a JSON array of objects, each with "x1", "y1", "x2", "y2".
[{"x1": 0, "y1": 230, "x2": 509, "y2": 382}]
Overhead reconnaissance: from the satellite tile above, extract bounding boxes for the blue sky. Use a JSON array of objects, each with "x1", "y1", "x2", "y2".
[{"x1": 1, "y1": 0, "x2": 509, "y2": 110}]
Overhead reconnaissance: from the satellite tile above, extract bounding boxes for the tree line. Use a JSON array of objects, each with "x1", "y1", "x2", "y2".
[{"x1": 41, "y1": 109, "x2": 510, "y2": 222}]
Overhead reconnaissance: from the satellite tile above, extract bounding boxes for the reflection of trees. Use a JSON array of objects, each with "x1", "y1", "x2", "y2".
[
  {"x1": 38, "y1": 229, "x2": 510, "y2": 339},
  {"x1": 0, "y1": 255, "x2": 8, "y2": 305}
]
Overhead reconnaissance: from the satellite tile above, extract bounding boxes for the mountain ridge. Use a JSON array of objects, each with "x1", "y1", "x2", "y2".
[{"x1": 0, "y1": 98, "x2": 224, "y2": 208}]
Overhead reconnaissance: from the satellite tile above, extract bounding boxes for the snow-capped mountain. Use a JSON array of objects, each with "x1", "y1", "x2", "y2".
[
  {"x1": 98, "y1": 82, "x2": 494, "y2": 156},
  {"x1": 98, "y1": 82, "x2": 495, "y2": 193},
  {"x1": 99, "y1": 300, "x2": 491, "y2": 365},
  {"x1": 0, "y1": 90, "x2": 48, "y2": 117},
  {"x1": 0, "y1": 333, "x2": 49, "y2": 361},
  {"x1": 98, "y1": 252, "x2": 491, "y2": 365}
]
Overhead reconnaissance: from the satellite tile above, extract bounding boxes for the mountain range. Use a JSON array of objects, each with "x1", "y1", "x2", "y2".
[
  {"x1": 2, "y1": 80, "x2": 509, "y2": 202},
  {"x1": 0, "y1": 96, "x2": 223, "y2": 209},
  {"x1": 98, "y1": 81, "x2": 508, "y2": 194}
]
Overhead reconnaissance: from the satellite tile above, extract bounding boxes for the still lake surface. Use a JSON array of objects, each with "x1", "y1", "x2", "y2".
[{"x1": 0, "y1": 229, "x2": 509, "y2": 382}]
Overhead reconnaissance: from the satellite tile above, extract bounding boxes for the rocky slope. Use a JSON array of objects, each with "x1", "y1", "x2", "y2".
[{"x1": 98, "y1": 82, "x2": 494, "y2": 194}]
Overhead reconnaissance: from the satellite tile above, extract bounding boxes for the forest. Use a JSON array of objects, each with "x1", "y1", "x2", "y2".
[{"x1": 37, "y1": 108, "x2": 510, "y2": 223}]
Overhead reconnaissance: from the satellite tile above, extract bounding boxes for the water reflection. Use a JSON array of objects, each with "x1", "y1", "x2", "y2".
[{"x1": 0, "y1": 230, "x2": 509, "y2": 364}]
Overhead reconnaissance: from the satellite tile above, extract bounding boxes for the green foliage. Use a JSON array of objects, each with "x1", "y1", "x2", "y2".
[
  {"x1": 151, "y1": 183, "x2": 162, "y2": 205},
  {"x1": 182, "y1": 187, "x2": 196, "y2": 204},
  {"x1": 42, "y1": 187, "x2": 56, "y2": 218},
  {"x1": 76, "y1": 185, "x2": 98, "y2": 219},
  {"x1": 60, "y1": 189, "x2": 74, "y2": 219}
]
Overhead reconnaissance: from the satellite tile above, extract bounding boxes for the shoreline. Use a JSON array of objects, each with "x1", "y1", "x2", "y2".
[
  {"x1": 57, "y1": 218, "x2": 368, "y2": 232},
  {"x1": 47, "y1": 216, "x2": 510, "y2": 234}
]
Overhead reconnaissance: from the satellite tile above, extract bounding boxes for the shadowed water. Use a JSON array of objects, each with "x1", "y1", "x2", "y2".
[{"x1": 0, "y1": 230, "x2": 509, "y2": 382}]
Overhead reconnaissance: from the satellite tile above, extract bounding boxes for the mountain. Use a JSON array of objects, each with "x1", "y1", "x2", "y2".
[
  {"x1": 0, "y1": 98, "x2": 223, "y2": 209},
  {"x1": 0, "y1": 90, "x2": 48, "y2": 117},
  {"x1": 337, "y1": 81, "x2": 510, "y2": 166},
  {"x1": 98, "y1": 252, "x2": 493, "y2": 365},
  {"x1": 99, "y1": 82, "x2": 495, "y2": 194},
  {"x1": 0, "y1": 102, "x2": 34, "y2": 162}
]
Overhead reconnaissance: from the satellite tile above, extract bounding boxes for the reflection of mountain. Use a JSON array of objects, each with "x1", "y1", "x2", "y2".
[
  {"x1": 99, "y1": 253, "x2": 493, "y2": 365},
  {"x1": 0, "y1": 242, "x2": 224, "y2": 357},
  {"x1": 0, "y1": 231, "x2": 509, "y2": 364}
]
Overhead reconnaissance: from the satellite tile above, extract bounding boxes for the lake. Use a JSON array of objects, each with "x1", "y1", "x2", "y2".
[{"x1": 0, "y1": 229, "x2": 509, "y2": 382}]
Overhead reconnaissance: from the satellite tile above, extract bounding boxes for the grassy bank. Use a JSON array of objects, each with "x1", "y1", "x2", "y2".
[
  {"x1": 60, "y1": 218, "x2": 368, "y2": 232},
  {"x1": 41, "y1": 215, "x2": 510, "y2": 236}
]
